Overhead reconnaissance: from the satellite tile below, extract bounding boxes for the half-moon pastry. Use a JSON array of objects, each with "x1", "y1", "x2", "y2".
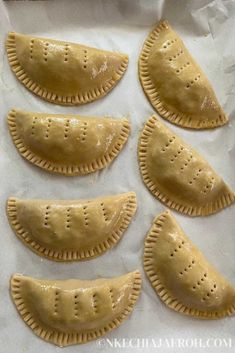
[
  {"x1": 7, "y1": 192, "x2": 137, "y2": 261},
  {"x1": 6, "y1": 32, "x2": 128, "y2": 105},
  {"x1": 139, "y1": 20, "x2": 227, "y2": 129},
  {"x1": 8, "y1": 109, "x2": 130, "y2": 176},
  {"x1": 144, "y1": 210, "x2": 235, "y2": 319},
  {"x1": 138, "y1": 115, "x2": 234, "y2": 216},
  {"x1": 10, "y1": 271, "x2": 141, "y2": 346}
]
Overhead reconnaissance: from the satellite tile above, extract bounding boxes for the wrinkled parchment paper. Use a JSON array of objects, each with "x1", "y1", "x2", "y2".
[{"x1": 0, "y1": 1, "x2": 235, "y2": 352}]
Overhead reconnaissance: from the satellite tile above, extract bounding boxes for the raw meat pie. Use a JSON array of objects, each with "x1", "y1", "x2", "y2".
[
  {"x1": 6, "y1": 32, "x2": 128, "y2": 105},
  {"x1": 138, "y1": 115, "x2": 234, "y2": 216},
  {"x1": 7, "y1": 193, "x2": 137, "y2": 261},
  {"x1": 144, "y1": 210, "x2": 235, "y2": 319},
  {"x1": 10, "y1": 271, "x2": 141, "y2": 346},
  {"x1": 139, "y1": 20, "x2": 227, "y2": 129},
  {"x1": 8, "y1": 109, "x2": 130, "y2": 176}
]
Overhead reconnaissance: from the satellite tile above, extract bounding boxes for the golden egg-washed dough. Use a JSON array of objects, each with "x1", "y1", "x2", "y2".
[
  {"x1": 138, "y1": 115, "x2": 234, "y2": 216},
  {"x1": 7, "y1": 192, "x2": 137, "y2": 261},
  {"x1": 8, "y1": 109, "x2": 130, "y2": 176},
  {"x1": 6, "y1": 32, "x2": 128, "y2": 105},
  {"x1": 10, "y1": 271, "x2": 141, "y2": 347},
  {"x1": 144, "y1": 210, "x2": 235, "y2": 319},
  {"x1": 139, "y1": 20, "x2": 227, "y2": 129}
]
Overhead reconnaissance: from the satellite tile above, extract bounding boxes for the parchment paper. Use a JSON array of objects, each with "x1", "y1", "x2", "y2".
[{"x1": 0, "y1": 1, "x2": 234, "y2": 352}]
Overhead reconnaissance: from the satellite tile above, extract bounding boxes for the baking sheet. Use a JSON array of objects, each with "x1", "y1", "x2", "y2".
[{"x1": 0, "y1": 0, "x2": 235, "y2": 352}]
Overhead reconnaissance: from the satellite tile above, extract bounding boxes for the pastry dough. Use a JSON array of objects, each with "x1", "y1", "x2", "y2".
[
  {"x1": 139, "y1": 20, "x2": 227, "y2": 129},
  {"x1": 10, "y1": 271, "x2": 141, "y2": 346},
  {"x1": 7, "y1": 192, "x2": 137, "y2": 261},
  {"x1": 8, "y1": 109, "x2": 130, "y2": 175},
  {"x1": 6, "y1": 32, "x2": 128, "y2": 105},
  {"x1": 144, "y1": 210, "x2": 235, "y2": 319},
  {"x1": 138, "y1": 115, "x2": 235, "y2": 216}
]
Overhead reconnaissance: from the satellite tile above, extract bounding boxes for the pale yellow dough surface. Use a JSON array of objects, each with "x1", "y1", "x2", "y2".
[
  {"x1": 8, "y1": 109, "x2": 130, "y2": 176},
  {"x1": 6, "y1": 32, "x2": 128, "y2": 105},
  {"x1": 139, "y1": 20, "x2": 227, "y2": 129},
  {"x1": 138, "y1": 115, "x2": 235, "y2": 216},
  {"x1": 10, "y1": 271, "x2": 141, "y2": 346},
  {"x1": 7, "y1": 193, "x2": 137, "y2": 261},
  {"x1": 144, "y1": 210, "x2": 235, "y2": 319}
]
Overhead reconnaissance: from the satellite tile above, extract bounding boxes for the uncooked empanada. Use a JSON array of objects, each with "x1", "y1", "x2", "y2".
[
  {"x1": 7, "y1": 192, "x2": 137, "y2": 261},
  {"x1": 139, "y1": 20, "x2": 227, "y2": 129},
  {"x1": 8, "y1": 109, "x2": 130, "y2": 175},
  {"x1": 10, "y1": 271, "x2": 141, "y2": 346},
  {"x1": 138, "y1": 115, "x2": 234, "y2": 216},
  {"x1": 144, "y1": 210, "x2": 235, "y2": 319},
  {"x1": 6, "y1": 32, "x2": 128, "y2": 105}
]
